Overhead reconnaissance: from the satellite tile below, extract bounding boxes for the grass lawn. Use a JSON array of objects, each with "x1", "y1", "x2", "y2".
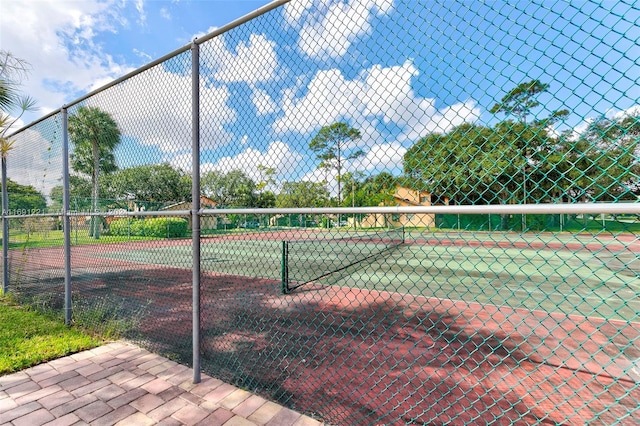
[
  {"x1": 8, "y1": 229, "x2": 155, "y2": 249},
  {"x1": 0, "y1": 295, "x2": 103, "y2": 375}
]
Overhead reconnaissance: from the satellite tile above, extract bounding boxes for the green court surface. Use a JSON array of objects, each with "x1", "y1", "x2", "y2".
[
  {"x1": 94, "y1": 232, "x2": 640, "y2": 323},
  {"x1": 96, "y1": 239, "x2": 285, "y2": 280},
  {"x1": 331, "y1": 242, "x2": 639, "y2": 323}
]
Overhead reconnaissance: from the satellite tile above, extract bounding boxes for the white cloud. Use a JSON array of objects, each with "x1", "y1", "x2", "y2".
[
  {"x1": 352, "y1": 141, "x2": 406, "y2": 172},
  {"x1": 273, "y1": 59, "x2": 480, "y2": 141},
  {"x1": 160, "y1": 7, "x2": 171, "y2": 20},
  {"x1": 7, "y1": 126, "x2": 64, "y2": 201},
  {"x1": 134, "y1": 0, "x2": 146, "y2": 26},
  {"x1": 200, "y1": 33, "x2": 279, "y2": 84},
  {"x1": 252, "y1": 89, "x2": 279, "y2": 115},
  {"x1": 84, "y1": 65, "x2": 235, "y2": 153},
  {"x1": 285, "y1": 0, "x2": 395, "y2": 59},
  {"x1": 0, "y1": 0, "x2": 134, "y2": 119},
  {"x1": 202, "y1": 141, "x2": 303, "y2": 184},
  {"x1": 610, "y1": 104, "x2": 640, "y2": 121},
  {"x1": 560, "y1": 104, "x2": 640, "y2": 141},
  {"x1": 273, "y1": 68, "x2": 365, "y2": 134}
]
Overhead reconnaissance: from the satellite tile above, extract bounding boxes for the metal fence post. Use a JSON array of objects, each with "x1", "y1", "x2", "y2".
[
  {"x1": 62, "y1": 107, "x2": 72, "y2": 325},
  {"x1": 191, "y1": 39, "x2": 202, "y2": 384},
  {"x1": 1, "y1": 140, "x2": 8, "y2": 295}
]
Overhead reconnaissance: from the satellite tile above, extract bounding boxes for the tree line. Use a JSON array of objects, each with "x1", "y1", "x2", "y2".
[
  {"x1": 3, "y1": 54, "x2": 639, "y2": 238},
  {"x1": 404, "y1": 80, "x2": 639, "y2": 205}
]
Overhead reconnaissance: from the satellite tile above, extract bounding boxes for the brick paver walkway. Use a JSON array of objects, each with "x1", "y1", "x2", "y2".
[{"x1": 0, "y1": 342, "x2": 323, "y2": 426}]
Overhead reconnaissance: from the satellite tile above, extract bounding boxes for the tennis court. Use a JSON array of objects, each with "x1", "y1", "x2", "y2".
[
  {"x1": 8, "y1": 227, "x2": 639, "y2": 423},
  {"x1": 89, "y1": 229, "x2": 640, "y2": 323}
]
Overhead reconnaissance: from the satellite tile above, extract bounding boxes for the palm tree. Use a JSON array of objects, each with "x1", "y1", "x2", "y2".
[
  {"x1": 1, "y1": 51, "x2": 37, "y2": 164},
  {"x1": 69, "y1": 106, "x2": 121, "y2": 239},
  {"x1": 1, "y1": 50, "x2": 37, "y2": 292}
]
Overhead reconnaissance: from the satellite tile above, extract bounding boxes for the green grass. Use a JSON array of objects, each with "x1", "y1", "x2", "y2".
[
  {"x1": 0, "y1": 294, "x2": 103, "y2": 375},
  {"x1": 8, "y1": 229, "x2": 156, "y2": 249}
]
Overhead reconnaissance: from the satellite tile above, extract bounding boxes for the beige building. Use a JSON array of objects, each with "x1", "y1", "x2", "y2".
[
  {"x1": 359, "y1": 186, "x2": 447, "y2": 229},
  {"x1": 161, "y1": 196, "x2": 218, "y2": 231}
]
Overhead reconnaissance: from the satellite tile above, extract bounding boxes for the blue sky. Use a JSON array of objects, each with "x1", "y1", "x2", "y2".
[{"x1": 2, "y1": 0, "x2": 639, "y2": 198}]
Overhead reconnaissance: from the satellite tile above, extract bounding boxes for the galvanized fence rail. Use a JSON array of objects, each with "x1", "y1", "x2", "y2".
[{"x1": 3, "y1": 0, "x2": 639, "y2": 424}]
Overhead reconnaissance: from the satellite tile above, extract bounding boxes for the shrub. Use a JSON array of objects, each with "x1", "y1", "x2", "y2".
[{"x1": 109, "y1": 218, "x2": 189, "y2": 238}]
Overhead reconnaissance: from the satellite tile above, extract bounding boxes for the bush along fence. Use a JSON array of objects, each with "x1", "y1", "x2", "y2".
[{"x1": 3, "y1": 0, "x2": 640, "y2": 424}]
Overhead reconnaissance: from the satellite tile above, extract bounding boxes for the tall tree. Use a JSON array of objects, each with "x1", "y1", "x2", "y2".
[
  {"x1": 69, "y1": 106, "x2": 121, "y2": 238},
  {"x1": 104, "y1": 163, "x2": 192, "y2": 207},
  {"x1": 201, "y1": 170, "x2": 256, "y2": 207},
  {"x1": 309, "y1": 122, "x2": 363, "y2": 203},
  {"x1": 557, "y1": 113, "x2": 640, "y2": 202},
  {"x1": 276, "y1": 181, "x2": 330, "y2": 208},
  {"x1": 5, "y1": 179, "x2": 46, "y2": 214},
  {"x1": 489, "y1": 79, "x2": 549, "y2": 123}
]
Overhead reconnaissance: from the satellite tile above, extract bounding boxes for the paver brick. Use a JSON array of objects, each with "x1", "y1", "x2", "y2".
[
  {"x1": 58, "y1": 375, "x2": 91, "y2": 392},
  {"x1": 198, "y1": 407, "x2": 234, "y2": 426},
  {"x1": 220, "y1": 389, "x2": 251, "y2": 410},
  {"x1": 75, "y1": 400, "x2": 114, "y2": 423},
  {"x1": 223, "y1": 415, "x2": 260, "y2": 426},
  {"x1": 0, "y1": 401, "x2": 42, "y2": 423},
  {"x1": 15, "y1": 384, "x2": 61, "y2": 405},
  {"x1": 69, "y1": 350, "x2": 95, "y2": 361},
  {"x1": 172, "y1": 403, "x2": 210, "y2": 425},
  {"x1": 0, "y1": 372, "x2": 29, "y2": 391},
  {"x1": 30, "y1": 369, "x2": 61, "y2": 384},
  {"x1": 49, "y1": 394, "x2": 97, "y2": 418},
  {"x1": 147, "y1": 396, "x2": 189, "y2": 421},
  {"x1": 84, "y1": 365, "x2": 124, "y2": 382},
  {"x1": 91, "y1": 383, "x2": 126, "y2": 401},
  {"x1": 5, "y1": 380, "x2": 41, "y2": 399},
  {"x1": 48, "y1": 357, "x2": 75, "y2": 369},
  {"x1": 120, "y1": 373, "x2": 155, "y2": 390},
  {"x1": 157, "y1": 385, "x2": 184, "y2": 402},
  {"x1": 130, "y1": 393, "x2": 164, "y2": 413},
  {"x1": 107, "y1": 370, "x2": 136, "y2": 386},
  {"x1": 232, "y1": 394, "x2": 267, "y2": 418},
  {"x1": 25, "y1": 364, "x2": 55, "y2": 377},
  {"x1": 141, "y1": 377, "x2": 173, "y2": 394},
  {"x1": 100, "y1": 357, "x2": 127, "y2": 369},
  {"x1": 87, "y1": 345, "x2": 115, "y2": 355},
  {"x1": 41, "y1": 413, "x2": 80, "y2": 426},
  {"x1": 202, "y1": 383, "x2": 237, "y2": 404},
  {"x1": 190, "y1": 377, "x2": 224, "y2": 398},
  {"x1": 70, "y1": 379, "x2": 111, "y2": 398},
  {"x1": 114, "y1": 411, "x2": 155, "y2": 426},
  {"x1": 75, "y1": 363, "x2": 104, "y2": 377},
  {"x1": 91, "y1": 404, "x2": 137, "y2": 426},
  {"x1": 138, "y1": 358, "x2": 165, "y2": 371},
  {"x1": 11, "y1": 407, "x2": 55, "y2": 426},
  {"x1": 156, "y1": 418, "x2": 183, "y2": 426},
  {"x1": 178, "y1": 391, "x2": 203, "y2": 406},
  {"x1": 247, "y1": 401, "x2": 283, "y2": 425},
  {"x1": 38, "y1": 371, "x2": 79, "y2": 388},
  {"x1": 56, "y1": 359, "x2": 92, "y2": 374},
  {"x1": 266, "y1": 407, "x2": 302, "y2": 426},
  {"x1": 293, "y1": 415, "x2": 324, "y2": 426},
  {"x1": 0, "y1": 395, "x2": 18, "y2": 413},
  {"x1": 39, "y1": 390, "x2": 75, "y2": 410},
  {"x1": 167, "y1": 369, "x2": 193, "y2": 386},
  {"x1": 106, "y1": 387, "x2": 148, "y2": 409},
  {"x1": 146, "y1": 362, "x2": 171, "y2": 376}
]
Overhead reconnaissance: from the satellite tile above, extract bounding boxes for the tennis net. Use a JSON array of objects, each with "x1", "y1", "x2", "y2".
[{"x1": 282, "y1": 227, "x2": 405, "y2": 293}]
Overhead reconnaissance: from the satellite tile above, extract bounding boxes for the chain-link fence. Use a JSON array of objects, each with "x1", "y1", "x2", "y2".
[{"x1": 4, "y1": 0, "x2": 640, "y2": 424}]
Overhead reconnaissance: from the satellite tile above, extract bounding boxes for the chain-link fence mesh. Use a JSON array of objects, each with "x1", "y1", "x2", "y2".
[{"x1": 3, "y1": 0, "x2": 639, "y2": 424}]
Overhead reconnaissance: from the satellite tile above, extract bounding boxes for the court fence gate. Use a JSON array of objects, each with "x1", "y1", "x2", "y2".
[{"x1": 3, "y1": 0, "x2": 640, "y2": 424}]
